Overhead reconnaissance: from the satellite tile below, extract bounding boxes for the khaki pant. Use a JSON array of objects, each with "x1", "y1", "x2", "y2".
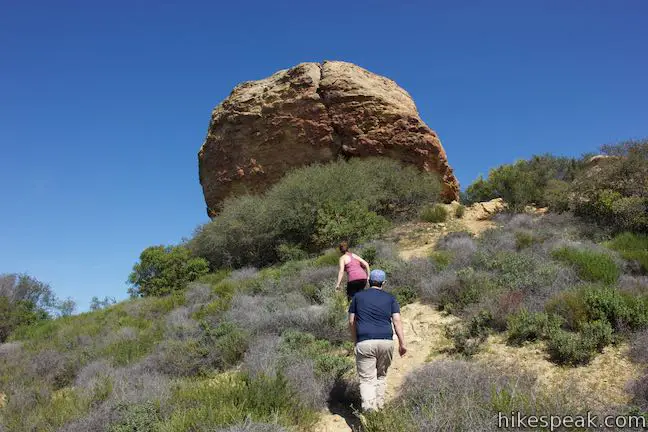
[{"x1": 355, "y1": 339, "x2": 394, "y2": 411}]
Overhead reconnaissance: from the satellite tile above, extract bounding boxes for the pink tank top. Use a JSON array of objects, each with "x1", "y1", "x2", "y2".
[{"x1": 344, "y1": 253, "x2": 367, "y2": 282}]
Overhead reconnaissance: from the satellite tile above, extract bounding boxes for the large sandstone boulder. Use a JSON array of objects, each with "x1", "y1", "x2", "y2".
[{"x1": 199, "y1": 61, "x2": 459, "y2": 217}]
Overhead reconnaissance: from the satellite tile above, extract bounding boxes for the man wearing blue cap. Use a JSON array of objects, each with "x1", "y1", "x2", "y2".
[{"x1": 348, "y1": 269, "x2": 407, "y2": 412}]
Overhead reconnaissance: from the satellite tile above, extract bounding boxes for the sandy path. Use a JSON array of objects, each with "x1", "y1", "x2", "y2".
[{"x1": 313, "y1": 303, "x2": 457, "y2": 432}]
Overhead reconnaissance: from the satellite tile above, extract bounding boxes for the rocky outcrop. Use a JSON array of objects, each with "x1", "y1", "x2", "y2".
[{"x1": 198, "y1": 61, "x2": 459, "y2": 217}]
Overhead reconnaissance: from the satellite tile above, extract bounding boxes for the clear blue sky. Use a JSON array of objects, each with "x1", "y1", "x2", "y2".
[{"x1": 1, "y1": 1, "x2": 647, "y2": 311}]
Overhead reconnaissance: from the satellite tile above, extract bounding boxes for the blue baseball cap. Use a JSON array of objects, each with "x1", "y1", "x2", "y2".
[{"x1": 369, "y1": 269, "x2": 386, "y2": 284}]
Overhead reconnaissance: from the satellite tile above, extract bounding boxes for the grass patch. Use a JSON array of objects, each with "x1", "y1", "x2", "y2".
[
  {"x1": 454, "y1": 204, "x2": 466, "y2": 218},
  {"x1": 314, "y1": 249, "x2": 340, "y2": 267},
  {"x1": 280, "y1": 330, "x2": 353, "y2": 379},
  {"x1": 607, "y1": 232, "x2": 648, "y2": 273},
  {"x1": 159, "y1": 372, "x2": 317, "y2": 431},
  {"x1": 420, "y1": 204, "x2": 448, "y2": 223},
  {"x1": 514, "y1": 231, "x2": 538, "y2": 249},
  {"x1": 552, "y1": 247, "x2": 620, "y2": 284},
  {"x1": 390, "y1": 286, "x2": 418, "y2": 307},
  {"x1": 429, "y1": 250, "x2": 452, "y2": 269}
]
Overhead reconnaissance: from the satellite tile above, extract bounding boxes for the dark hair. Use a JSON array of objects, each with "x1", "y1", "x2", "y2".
[{"x1": 339, "y1": 241, "x2": 349, "y2": 253}]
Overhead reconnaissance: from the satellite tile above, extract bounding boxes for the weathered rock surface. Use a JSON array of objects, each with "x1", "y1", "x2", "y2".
[{"x1": 199, "y1": 61, "x2": 459, "y2": 217}]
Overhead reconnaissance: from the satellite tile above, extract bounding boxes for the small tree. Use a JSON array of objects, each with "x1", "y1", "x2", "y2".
[
  {"x1": 128, "y1": 246, "x2": 209, "y2": 297},
  {"x1": 90, "y1": 296, "x2": 117, "y2": 311},
  {"x1": 0, "y1": 273, "x2": 62, "y2": 342},
  {"x1": 56, "y1": 298, "x2": 76, "y2": 317},
  {"x1": 312, "y1": 201, "x2": 390, "y2": 249},
  {"x1": 464, "y1": 155, "x2": 584, "y2": 210},
  {"x1": 570, "y1": 139, "x2": 648, "y2": 233}
]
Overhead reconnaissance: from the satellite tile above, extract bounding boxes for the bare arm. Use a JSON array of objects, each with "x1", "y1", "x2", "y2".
[
  {"x1": 336, "y1": 257, "x2": 345, "y2": 289},
  {"x1": 348, "y1": 313, "x2": 357, "y2": 344},
  {"x1": 392, "y1": 313, "x2": 407, "y2": 357}
]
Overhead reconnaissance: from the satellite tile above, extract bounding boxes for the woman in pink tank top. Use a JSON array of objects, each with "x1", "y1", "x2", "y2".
[{"x1": 335, "y1": 241, "x2": 371, "y2": 300}]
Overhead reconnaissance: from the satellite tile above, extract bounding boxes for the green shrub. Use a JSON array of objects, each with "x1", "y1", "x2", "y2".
[
  {"x1": 359, "y1": 245, "x2": 378, "y2": 266},
  {"x1": 545, "y1": 289, "x2": 588, "y2": 331},
  {"x1": 444, "y1": 324, "x2": 486, "y2": 357},
  {"x1": 103, "y1": 326, "x2": 162, "y2": 366},
  {"x1": 552, "y1": 247, "x2": 620, "y2": 284},
  {"x1": 464, "y1": 155, "x2": 584, "y2": 210},
  {"x1": 445, "y1": 311, "x2": 493, "y2": 356},
  {"x1": 514, "y1": 231, "x2": 537, "y2": 250},
  {"x1": 580, "y1": 319, "x2": 614, "y2": 352},
  {"x1": 546, "y1": 329, "x2": 597, "y2": 366},
  {"x1": 211, "y1": 279, "x2": 241, "y2": 299},
  {"x1": 109, "y1": 401, "x2": 162, "y2": 432},
  {"x1": 420, "y1": 204, "x2": 448, "y2": 223},
  {"x1": 190, "y1": 158, "x2": 441, "y2": 269},
  {"x1": 312, "y1": 201, "x2": 390, "y2": 249},
  {"x1": 544, "y1": 179, "x2": 571, "y2": 212},
  {"x1": 583, "y1": 286, "x2": 648, "y2": 331},
  {"x1": 506, "y1": 310, "x2": 562, "y2": 346},
  {"x1": 607, "y1": 232, "x2": 648, "y2": 273},
  {"x1": 197, "y1": 270, "x2": 231, "y2": 286},
  {"x1": 0, "y1": 297, "x2": 48, "y2": 343},
  {"x1": 0, "y1": 273, "x2": 70, "y2": 342},
  {"x1": 313, "y1": 249, "x2": 340, "y2": 267},
  {"x1": 429, "y1": 251, "x2": 452, "y2": 269},
  {"x1": 454, "y1": 204, "x2": 466, "y2": 218},
  {"x1": 210, "y1": 322, "x2": 250, "y2": 367},
  {"x1": 160, "y1": 372, "x2": 317, "y2": 431},
  {"x1": 151, "y1": 338, "x2": 212, "y2": 377},
  {"x1": 546, "y1": 285, "x2": 648, "y2": 333},
  {"x1": 276, "y1": 243, "x2": 309, "y2": 263},
  {"x1": 439, "y1": 268, "x2": 498, "y2": 311},
  {"x1": 570, "y1": 139, "x2": 648, "y2": 233},
  {"x1": 390, "y1": 286, "x2": 418, "y2": 307},
  {"x1": 128, "y1": 246, "x2": 209, "y2": 297},
  {"x1": 280, "y1": 330, "x2": 353, "y2": 379},
  {"x1": 473, "y1": 250, "x2": 548, "y2": 290}
]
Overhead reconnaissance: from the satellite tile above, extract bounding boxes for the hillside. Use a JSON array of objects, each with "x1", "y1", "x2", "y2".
[
  {"x1": 316, "y1": 202, "x2": 644, "y2": 431},
  {"x1": 2, "y1": 145, "x2": 648, "y2": 431}
]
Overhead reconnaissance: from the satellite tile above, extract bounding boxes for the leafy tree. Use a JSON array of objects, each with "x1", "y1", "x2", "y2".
[
  {"x1": 0, "y1": 273, "x2": 55, "y2": 309},
  {"x1": 464, "y1": 155, "x2": 584, "y2": 210},
  {"x1": 57, "y1": 298, "x2": 76, "y2": 317},
  {"x1": 190, "y1": 158, "x2": 441, "y2": 269},
  {"x1": 570, "y1": 139, "x2": 648, "y2": 233},
  {"x1": 128, "y1": 246, "x2": 209, "y2": 297},
  {"x1": 0, "y1": 273, "x2": 69, "y2": 341},
  {"x1": 90, "y1": 295, "x2": 117, "y2": 311},
  {"x1": 0, "y1": 296, "x2": 48, "y2": 342},
  {"x1": 312, "y1": 200, "x2": 390, "y2": 248}
]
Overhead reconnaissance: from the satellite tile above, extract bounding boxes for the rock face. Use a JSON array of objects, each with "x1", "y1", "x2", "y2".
[{"x1": 199, "y1": 61, "x2": 459, "y2": 217}]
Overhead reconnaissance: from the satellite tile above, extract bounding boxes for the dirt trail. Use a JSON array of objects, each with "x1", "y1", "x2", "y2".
[
  {"x1": 385, "y1": 199, "x2": 503, "y2": 260},
  {"x1": 314, "y1": 303, "x2": 457, "y2": 432}
]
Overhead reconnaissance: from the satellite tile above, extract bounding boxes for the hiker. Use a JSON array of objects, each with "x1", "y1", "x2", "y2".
[
  {"x1": 348, "y1": 269, "x2": 407, "y2": 412},
  {"x1": 335, "y1": 241, "x2": 371, "y2": 300}
]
